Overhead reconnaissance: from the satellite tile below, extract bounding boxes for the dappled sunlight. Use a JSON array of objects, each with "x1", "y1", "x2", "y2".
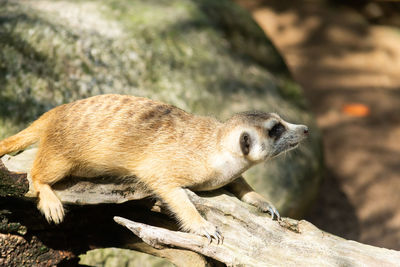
[{"x1": 237, "y1": 0, "x2": 400, "y2": 250}]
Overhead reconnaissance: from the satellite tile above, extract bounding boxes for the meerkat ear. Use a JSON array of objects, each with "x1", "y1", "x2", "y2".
[{"x1": 240, "y1": 132, "x2": 251, "y2": 156}]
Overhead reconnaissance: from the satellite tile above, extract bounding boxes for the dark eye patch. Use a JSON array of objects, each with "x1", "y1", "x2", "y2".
[
  {"x1": 268, "y1": 123, "x2": 285, "y2": 139},
  {"x1": 240, "y1": 132, "x2": 251, "y2": 155}
]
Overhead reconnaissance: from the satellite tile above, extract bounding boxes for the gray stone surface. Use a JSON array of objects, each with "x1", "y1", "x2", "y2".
[
  {"x1": 0, "y1": 0, "x2": 323, "y2": 265},
  {"x1": 0, "y1": 0, "x2": 322, "y2": 218}
]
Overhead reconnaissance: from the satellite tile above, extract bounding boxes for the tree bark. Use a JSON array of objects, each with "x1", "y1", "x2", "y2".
[{"x1": 1, "y1": 149, "x2": 400, "y2": 266}]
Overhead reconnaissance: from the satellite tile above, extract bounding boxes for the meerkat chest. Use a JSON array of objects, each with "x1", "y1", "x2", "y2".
[{"x1": 190, "y1": 152, "x2": 249, "y2": 191}]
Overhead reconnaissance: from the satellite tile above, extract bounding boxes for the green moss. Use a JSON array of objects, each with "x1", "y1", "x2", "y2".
[
  {"x1": 0, "y1": 170, "x2": 28, "y2": 197},
  {"x1": 80, "y1": 248, "x2": 174, "y2": 267},
  {"x1": 39, "y1": 246, "x2": 49, "y2": 253},
  {"x1": 0, "y1": 210, "x2": 27, "y2": 235},
  {"x1": 277, "y1": 76, "x2": 308, "y2": 110}
]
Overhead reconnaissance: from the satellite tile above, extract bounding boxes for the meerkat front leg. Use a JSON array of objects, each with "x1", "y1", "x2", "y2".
[
  {"x1": 226, "y1": 176, "x2": 280, "y2": 220},
  {"x1": 153, "y1": 186, "x2": 223, "y2": 243}
]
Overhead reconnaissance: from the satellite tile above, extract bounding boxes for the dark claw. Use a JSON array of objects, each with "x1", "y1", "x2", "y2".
[
  {"x1": 266, "y1": 204, "x2": 281, "y2": 221},
  {"x1": 268, "y1": 206, "x2": 275, "y2": 220},
  {"x1": 275, "y1": 209, "x2": 281, "y2": 221},
  {"x1": 215, "y1": 230, "x2": 223, "y2": 245},
  {"x1": 218, "y1": 229, "x2": 224, "y2": 244},
  {"x1": 205, "y1": 232, "x2": 212, "y2": 244},
  {"x1": 203, "y1": 228, "x2": 224, "y2": 245}
]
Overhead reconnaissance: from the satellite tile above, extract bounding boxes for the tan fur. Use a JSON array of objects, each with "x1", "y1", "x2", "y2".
[{"x1": 0, "y1": 94, "x2": 308, "y2": 241}]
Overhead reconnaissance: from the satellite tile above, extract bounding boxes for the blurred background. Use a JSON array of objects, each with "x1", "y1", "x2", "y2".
[
  {"x1": 236, "y1": 0, "x2": 400, "y2": 250},
  {"x1": 0, "y1": 0, "x2": 399, "y2": 266}
]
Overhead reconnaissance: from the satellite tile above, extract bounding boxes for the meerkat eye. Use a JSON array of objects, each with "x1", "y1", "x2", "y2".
[
  {"x1": 268, "y1": 123, "x2": 285, "y2": 139},
  {"x1": 240, "y1": 132, "x2": 251, "y2": 155}
]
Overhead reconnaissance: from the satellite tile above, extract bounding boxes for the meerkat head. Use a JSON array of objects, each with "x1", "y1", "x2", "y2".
[{"x1": 222, "y1": 111, "x2": 309, "y2": 163}]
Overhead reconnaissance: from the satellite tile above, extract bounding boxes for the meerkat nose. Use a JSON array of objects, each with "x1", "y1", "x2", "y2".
[{"x1": 303, "y1": 126, "x2": 309, "y2": 135}]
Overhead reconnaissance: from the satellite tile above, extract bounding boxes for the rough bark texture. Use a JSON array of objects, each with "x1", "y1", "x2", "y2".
[
  {"x1": 1, "y1": 149, "x2": 400, "y2": 266},
  {"x1": 115, "y1": 195, "x2": 400, "y2": 267}
]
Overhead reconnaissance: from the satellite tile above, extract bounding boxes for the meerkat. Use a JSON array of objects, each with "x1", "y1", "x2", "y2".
[{"x1": 0, "y1": 94, "x2": 308, "y2": 243}]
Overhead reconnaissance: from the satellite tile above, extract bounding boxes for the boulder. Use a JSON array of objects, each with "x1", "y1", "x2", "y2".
[
  {"x1": 0, "y1": 0, "x2": 323, "y2": 265},
  {"x1": 0, "y1": 0, "x2": 322, "y2": 217}
]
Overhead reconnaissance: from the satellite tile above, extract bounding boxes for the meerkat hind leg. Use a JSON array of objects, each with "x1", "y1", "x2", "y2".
[
  {"x1": 35, "y1": 182, "x2": 65, "y2": 224},
  {"x1": 156, "y1": 187, "x2": 223, "y2": 244},
  {"x1": 31, "y1": 156, "x2": 70, "y2": 224}
]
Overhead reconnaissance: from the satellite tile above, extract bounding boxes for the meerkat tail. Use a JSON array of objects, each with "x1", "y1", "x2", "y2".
[{"x1": 0, "y1": 113, "x2": 48, "y2": 156}]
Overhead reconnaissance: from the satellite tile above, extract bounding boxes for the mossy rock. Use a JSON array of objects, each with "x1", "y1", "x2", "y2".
[
  {"x1": 0, "y1": 0, "x2": 323, "y2": 265},
  {"x1": 79, "y1": 248, "x2": 174, "y2": 267}
]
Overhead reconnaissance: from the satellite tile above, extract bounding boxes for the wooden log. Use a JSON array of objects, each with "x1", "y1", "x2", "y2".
[
  {"x1": 115, "y1": 190, "x2": 400, "y2": 267},
  {"x1": 1, "y1": 149, "x2": 400, "y2": 266}
]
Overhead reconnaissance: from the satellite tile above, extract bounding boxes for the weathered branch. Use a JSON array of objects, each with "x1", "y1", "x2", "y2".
[
  {"x1": 115, "y1": 191, "x2": 400, "y2": 267},
  {"x1": 2, "y1": 149, "x2": 400, "y2": 266}
]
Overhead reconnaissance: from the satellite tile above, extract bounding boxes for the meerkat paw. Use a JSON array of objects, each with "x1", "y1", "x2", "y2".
[
  {"x1": 191, "y1": 220, "x2": 223, "y2": 244},
  {"x1": 258, "y1": 202, "x2": 281, "y2": 221},
  {"x1": 37, "y1": 194, "x2": 65, "y2": 224}
]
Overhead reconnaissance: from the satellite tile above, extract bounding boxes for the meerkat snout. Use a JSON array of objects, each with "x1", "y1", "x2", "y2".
[{"x1": 267, "y1": 119, "x2": 309, "y2": 158}]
